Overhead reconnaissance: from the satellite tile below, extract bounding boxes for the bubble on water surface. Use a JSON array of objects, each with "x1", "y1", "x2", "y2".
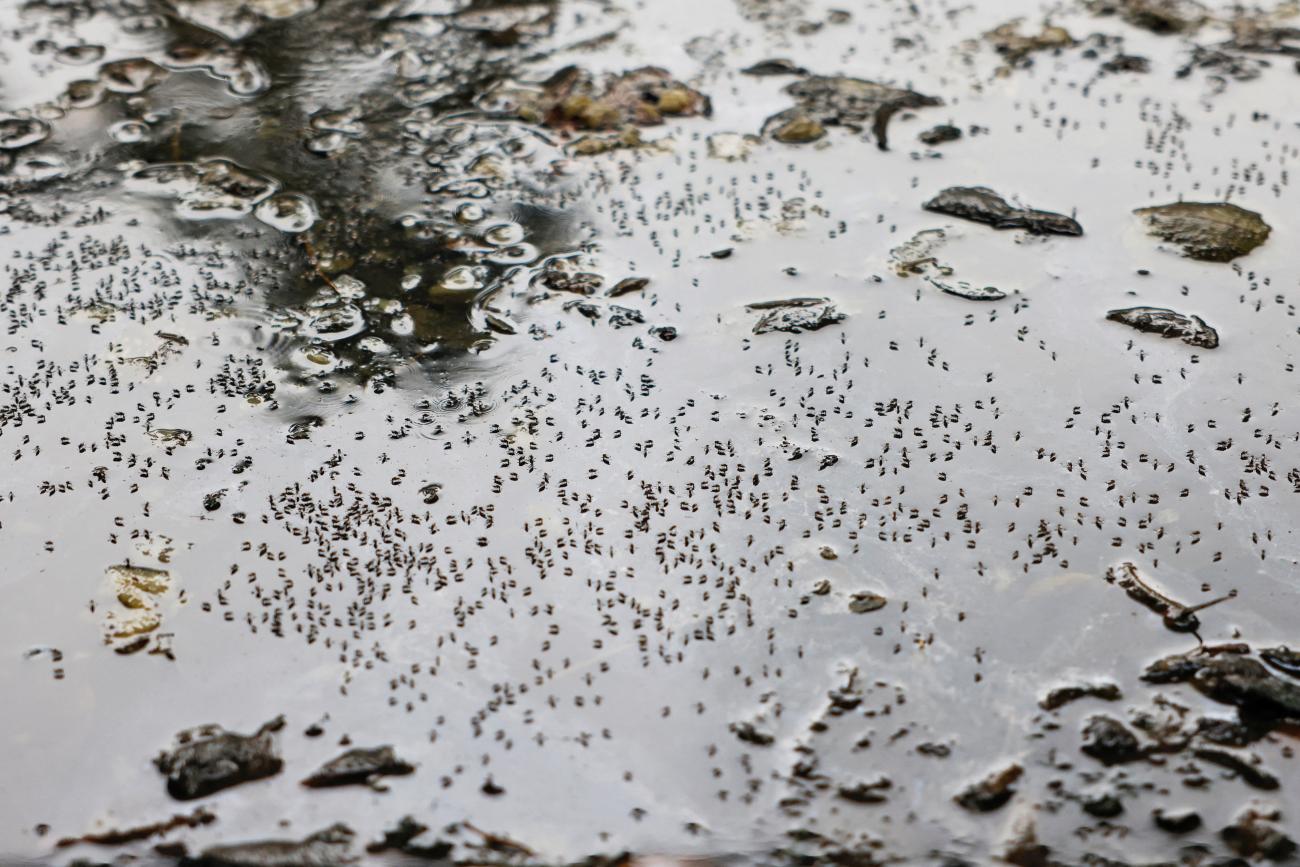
[
  {"x1": 108, "y1": 120, "x2": 150, "y2": 144},
  {"x1": 254, "y1": 193, "x2": 318, "y2": 233},
  {"x1": 98, "y1": 58, "x2": 168, "y2": 94},
  {"x1": 125, "y1": 158, "x2": 278, "y2": 220},
  {"x1": 0, "y1": 117, "x2": 50, "y2": 150}
]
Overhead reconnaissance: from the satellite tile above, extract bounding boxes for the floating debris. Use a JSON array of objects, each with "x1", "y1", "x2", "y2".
[
  {"x1": 1105, "y1": 306, "x2": 1220, "y2": 349},
  {"x1": 147, "y1": 428, "x2": 194, "y2": 447},
  {"x1": 762, "y1": 76, "x2": 941, "y2": 150},
  {"x1": 892, "y1": 229, "x2": 1010, "y2": 300},
  {"x1": 747, "y1": 298, "x2": 845, "y2": 335},
  {"x1": 1134, "y1": 201, "x2": 1271, "y2": 262},
  {"x1": 889, "y1": 228, "x2": 950, "y2": 276},
  {"x1": 155, "y1": 716, "x2": 285, "y2": 800},
  {"x1": 1105, "y1": 562, "x2": 1231, "y2": 629},
  {"x1": 102, "y1": 564, "x2": 174, "y2": 655},
  {"x1": 188, "y1": 822, "x2": 355, "y2": 867},
  {"x1": 929, "y1": 278, "x2": 1006, "y2": 301},
  {"x1": 56, "y1": 807, "x2": 215, "y2": 848},
  {"x1": 707, "y1": 132, "x2": 760, "y2": 160},
  {"x1": 923, "y1": 187, "x2": 1083, "y2": 236},
  {"x1": 108, "y1": 564, "x2": 171, "y2": 611}
]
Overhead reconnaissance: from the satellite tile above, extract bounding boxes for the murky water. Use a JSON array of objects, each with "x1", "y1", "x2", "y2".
[{"x1": 4, "y1": 0, "x2": 1300, "y2": 864}]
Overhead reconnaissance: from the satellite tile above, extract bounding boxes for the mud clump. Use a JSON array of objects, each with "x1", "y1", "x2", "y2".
[
  {"x1": 568, "y1": 127, "x2": 650, "y2": 156},
  {"x1": 301, "y1": 746, "x2": 415, "y2": 788},
  {"x1": 1142, "y1": 650, "x2": 1300, "y2": 722},
  {"x1": 1134, "y1": 201, "x2": 1271, "y2": 262},
  {"x1": 731, "y1": 721, "x2": 775, "y2": 746},
  {"x1": 183, "y1": 822, "x2": 355, "y2": 866},
  {"x1": 1141, "y1": 644, "x2": 1250, "y2": 683},
  {"x1": 1100, "y1": 53, "x2": 1152, "y2": 73},
  {"x1": 539, "y1": 269, "x2": 604, "y2": 295},
  {"x1": 762, "y1": 76, "x2": 941, "y2": 151},
  {"x1": 847, "y1": 591, "x2": 887, "y2": 613},
  {"x1": 742, "y1": 59, "x2": 809, "y2": 76},
  {"x1": 771, "y1": 115, "x2": 825, "y2": 144},
  {"x1": 1261, "y1": 646, "x2": 1300, "y2": 678},
  {"x1": 748, "y1": 298, "x2": 846, "y2": 335},
  {"x1": 1193, "y1": 657, "x2": 1300, "y2": 720},
  {"x1": 954, "y1": 764, "x2": 1023, "y2": 812},
  {"x1": 608, "y1": 277, "x2": 649, "y2": 298},
  {"x1": 1087, "y1": 0, "x2": 1207, "y2": 34},
  {"x1": 1080, "y1": 715, "x2": 1144, "y2": 765},
  {"x1": 1193, "y1": 748, "x2": 1280, "y2": 790},
  {"x1": 155, "y1": 716, "x2": 286, "y2": 800},
  {"x1": 985, "y1": 20, "x2": 1075, "y2": 66},
  {"x1": 1039, "y1": 683, "x2": 1122, "y2": 711},
  {"x1": 489, "y1": 66, "x2": 709, "y2": 131},
  {"x1": 1221, "y1": 810, "x2": 1298, "y2": 861},
  {"x1": 923, "y1": 187, "x2": 1082, "y2": 236},
  {"x1": 1225, "y1": 16, "x2": 1300, "y2": 59},
  {"x1": 918, "y1": 124, "x2": 962, "y2": 146},
  {"x1": 1106, "y1": 307, "x2": 1220, "y2": 349},
  {"x1": 837, "y1": 777, "x2": 891, "y2": 804},
  {"x1": 1153, "y1": 808, "x2": 1202, "y2": 834},
  {"x1": 366, "y1": 817, "x2": 452, "y2": 859},
  {"x1": 1084, "y1": 794, "x2": 1125, "y2": 818}
]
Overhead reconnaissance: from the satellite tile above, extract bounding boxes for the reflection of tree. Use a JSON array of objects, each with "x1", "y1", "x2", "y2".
[
  {"x1": 20, "y1": 0, "x2": 598, "y2": 390},
  {"x1": 166, "y1": 0, "x2": 557, "y2": 380}
]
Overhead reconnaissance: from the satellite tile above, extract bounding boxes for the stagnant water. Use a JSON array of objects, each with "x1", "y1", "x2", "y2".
[{"x1": 3, "y1": 0, "x2": 1300, "y2": 864}]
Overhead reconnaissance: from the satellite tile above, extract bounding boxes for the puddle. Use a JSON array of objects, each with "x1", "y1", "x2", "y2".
[{"x1": 4, "y1": 0, "x2": 1300, "y2": 865}]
